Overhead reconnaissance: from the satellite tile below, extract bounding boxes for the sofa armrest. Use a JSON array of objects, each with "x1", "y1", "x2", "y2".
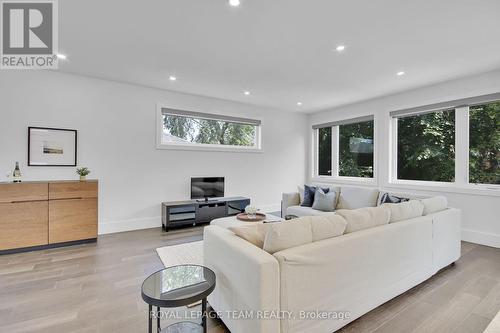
[
  {"x1": 429, "y1": 208, "x2": 461, "y2": 273},
  {"x1": 203, "y1": 225, "x2": 280, "y2": 333},
  {"x1": 282, "y1": 192, "x2": 300, "y2": 217}
]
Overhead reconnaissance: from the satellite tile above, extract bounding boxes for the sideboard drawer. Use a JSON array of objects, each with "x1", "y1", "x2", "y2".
[
  {"x1": 0, "y1": 183, "x2": 48, "y2": 203},
  {"x1": 49, "y1": 181, "x2": 98, "y2": 200}
]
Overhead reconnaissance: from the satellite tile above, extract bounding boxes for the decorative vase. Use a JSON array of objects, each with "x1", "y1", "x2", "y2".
[
  {"x1": 245, "y1": 205, "x2": 258, "y2": 219},
  {"x1": 79, "y1": 175, "x2": 86, "y2": 181}
]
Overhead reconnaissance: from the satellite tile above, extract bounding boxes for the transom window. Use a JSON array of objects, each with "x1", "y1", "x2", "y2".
[{"x1": 157, "y1": 108, "x2": 261, "y2": 151}]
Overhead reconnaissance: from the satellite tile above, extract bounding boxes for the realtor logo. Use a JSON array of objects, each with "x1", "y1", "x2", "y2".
[{"x1": 1, "y1": 0, "x2": 58, "y2": 69}]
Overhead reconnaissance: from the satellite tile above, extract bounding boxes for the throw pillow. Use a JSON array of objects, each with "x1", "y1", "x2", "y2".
[
  {"x1": 312, "y1": 188, "x2": 337, "y2": 212},
  {"x1": 300, "y1": 185, "x2": 330, "y2": 207},
  {"x1": 381, "y1": 200, "x2": 424, "y2": 223},
  {"x1": 420, "y1": 196, "x2": 448, "y2": 215},
  {"x1": 263, "y1": 219, "x2": 313, "y2": 253},
  {"x1": 378, "y1": 192, "x2": 410, "y2": 205},
  {"x1": 336, "y1": 207, "x2": 391, "y2": 233},
  {"x1": 228, "y1": 223, "x2": 271, "y2": 248}
]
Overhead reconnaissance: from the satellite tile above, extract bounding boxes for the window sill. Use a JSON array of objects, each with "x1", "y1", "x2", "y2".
[
  {"x1": 156, "y1": 143, "x2": 263, "y2": 153},
  {"x1": 386, "y1": 180, "x2": 500, "y2": 197},
  {"x1": 311, "y1": 176, "x2": 377, "y2": 187}
]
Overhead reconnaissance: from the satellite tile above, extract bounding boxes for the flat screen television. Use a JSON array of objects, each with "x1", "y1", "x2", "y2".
[{"x1": 191, "y1": 177, "x2": 224, "y2": 200}]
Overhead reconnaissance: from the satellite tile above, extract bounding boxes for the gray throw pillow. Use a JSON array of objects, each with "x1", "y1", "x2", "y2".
[{"x1": 312, "y1": 189, "x2": 336, "y2": 212}]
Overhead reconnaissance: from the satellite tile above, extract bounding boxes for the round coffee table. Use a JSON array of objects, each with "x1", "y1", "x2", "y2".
[{"x1": 141, "y1": 265, "x2": 216, "y2": 333}]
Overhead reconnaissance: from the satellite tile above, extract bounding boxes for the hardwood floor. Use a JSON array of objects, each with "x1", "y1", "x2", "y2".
[{"x1": 0, "y1": 227, "x2": 499, "y2": 333}]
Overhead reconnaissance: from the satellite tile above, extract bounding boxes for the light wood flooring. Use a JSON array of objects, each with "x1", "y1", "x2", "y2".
[{"x1": 0, "y1": 227, "x2": 499, "y2": 333}]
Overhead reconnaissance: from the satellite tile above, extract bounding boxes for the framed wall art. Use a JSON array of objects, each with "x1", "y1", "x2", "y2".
[{"x1": 28, "y1": 127, "x2": 77, "y2": 166}]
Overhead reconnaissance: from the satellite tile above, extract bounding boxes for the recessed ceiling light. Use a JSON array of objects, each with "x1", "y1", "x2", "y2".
[
  {"x1": 297, "y1": 102, "x2": 303, "y2": 106},
  {"x1": 56, "y1": 53, "x2": 67, "y2": 60},
  {"x1": 229, "y1": 0, "x2": 240, "y2": 6},
  {"x1": 336, "y1": 45, "x2": 345, "y2": 52},
  {"x1": 244, "y1": 91, "x2": 250, "y2": 95},
  {"x1": 397, "y1": 71, "x2": 405, "y2": 76},
  {"x1": 169, "y1": 75, "x2": 177, "y2": 81}
]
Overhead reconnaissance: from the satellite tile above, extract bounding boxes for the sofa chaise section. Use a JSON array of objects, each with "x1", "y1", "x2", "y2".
[
  {"x1": 274, "y1": 215, "x2": 434, "y2": 333},
  {"x1": 204, "y1": 225, "x2": 281, "y2": 333}
]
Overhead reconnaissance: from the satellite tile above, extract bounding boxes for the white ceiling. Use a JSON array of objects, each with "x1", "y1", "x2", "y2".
[{"x1": 58, "y1": 0, "x2": 500, "y2": 113}]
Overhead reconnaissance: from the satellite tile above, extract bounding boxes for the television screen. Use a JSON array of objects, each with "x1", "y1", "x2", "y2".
[{"x1": 191, "y1": 177, "x2": 224, "y2": 199}]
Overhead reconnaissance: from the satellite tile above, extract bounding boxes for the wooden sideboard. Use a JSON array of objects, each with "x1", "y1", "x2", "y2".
[{"x1": 0, "y1": 180, "x2": 98, "y2": 254}]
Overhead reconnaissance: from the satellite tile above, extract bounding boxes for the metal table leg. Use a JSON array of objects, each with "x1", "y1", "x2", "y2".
[
  {"x1": 202, "y1": 298, "x2": 207, "y2": 333},
  {"x1": 157, "y1": 306, "x2": 161, "y2": 333},
  {"x1": 148, "y1": 304, "x2": 152, "y2": 333}
]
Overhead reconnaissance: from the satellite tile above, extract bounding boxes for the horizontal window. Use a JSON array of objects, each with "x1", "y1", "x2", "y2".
[
  {"x1": 469, "y1": 102, "x2": 499, "y2": 184},
  {"x1": 158, "y1": 108, "x2": 261, "y2": 151},
  {"x1": 396, "y1": 110, "x2": 455, "y2": 182}
]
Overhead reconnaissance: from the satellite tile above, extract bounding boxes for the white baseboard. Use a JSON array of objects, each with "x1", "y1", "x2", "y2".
[
  {"x1": 98, "y1": 203, "x2": 282, "y2": 235},
  {"x1": 462, "y1": 228, "x2": 500, "y2": 248},
  {"x1": 99, "y1": 216, "x2": 161, "y2": 235}
]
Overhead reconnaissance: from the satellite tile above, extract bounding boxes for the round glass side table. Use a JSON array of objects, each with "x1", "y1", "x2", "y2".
[{"x1": 141, "y1": 265, "x2": 216, "y2": 333}]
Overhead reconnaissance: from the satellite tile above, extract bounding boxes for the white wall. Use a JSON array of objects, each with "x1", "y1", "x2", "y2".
[
  {"x1": 308, "y1": 69, "x2": 500, "y2": 248},
  {"x1": 0, "y1": 71, "x2": 308, "y2": 234}
]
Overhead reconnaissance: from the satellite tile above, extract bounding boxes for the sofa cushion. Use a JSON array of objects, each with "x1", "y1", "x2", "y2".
[
  {"x1": 308, "y1": 214, "x2": 347, "y2": 241},
  {"x1": 421, "y1": 196, "x2": 448, "y2": 215},
  {"x1": 312, "y1": 188, "x2": 337, "y2": 212},
  {"x1": 297, "y1": 186, "x2": 305, "y2": 204},
  {"x1": 263, "y1": 219, "x2": 313, "y2": 253},
  {"x1": 228, "y1": 223, "x2": 271, "y2": 248},
  {"x1": 336, "y1": 207, "x2": 390, "y2": 233},
  {"x1": 286, "y1": 205, "x2": 328, "y2": 217},
  {"x1": 337, "y1": 186, "x2": 380, "y2": 209},
  {"x1": 381, "y1": 200, "x2": 424, "y2": 223}
]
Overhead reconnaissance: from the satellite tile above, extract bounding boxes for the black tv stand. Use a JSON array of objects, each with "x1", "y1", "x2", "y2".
[{"x1": 161, "y1": 197, "x2": 250, "y2": 231}]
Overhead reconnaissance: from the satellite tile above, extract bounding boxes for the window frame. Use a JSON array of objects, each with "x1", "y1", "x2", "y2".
[
  {"x1": 312, "y1": 115, "x2": 377, "y2": 185},
  {"x1": 389, "y1": 102, "x2": 499, "y2": 191},
  {"x1": 156, "y1": 105, "x2": 263, "y2": 153}
]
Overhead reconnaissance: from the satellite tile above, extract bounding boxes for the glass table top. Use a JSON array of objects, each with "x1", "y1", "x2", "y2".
[{"x1": 142, "y1": 265, "x2": 216, "y2": 304}]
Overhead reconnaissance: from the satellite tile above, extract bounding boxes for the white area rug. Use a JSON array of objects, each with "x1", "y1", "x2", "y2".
[
  {"x1": 156, "y1": 241, "x2": 204, "y2": 267},
  {"x1": 485, "y1": 310, "x2": 500, "y2": 333}
]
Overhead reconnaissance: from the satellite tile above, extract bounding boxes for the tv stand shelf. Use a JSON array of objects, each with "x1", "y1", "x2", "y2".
[{"x1": 161, "y1": 197, "x2": 250, "y2": 231}]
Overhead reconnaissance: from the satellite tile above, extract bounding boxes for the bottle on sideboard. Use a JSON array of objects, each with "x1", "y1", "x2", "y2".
[{"x1": 13, "y1": 162, "x2": 21, "y2": 183}]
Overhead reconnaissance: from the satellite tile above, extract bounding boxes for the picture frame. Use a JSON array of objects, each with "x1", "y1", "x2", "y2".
[{"x1": 28, "y1": 127, "x2": 77, "y2": 166}]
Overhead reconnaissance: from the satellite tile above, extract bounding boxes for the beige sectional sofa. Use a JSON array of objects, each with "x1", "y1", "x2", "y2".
[{"x1": 203, "y1": 185, "x2": 461, "y2": 333}]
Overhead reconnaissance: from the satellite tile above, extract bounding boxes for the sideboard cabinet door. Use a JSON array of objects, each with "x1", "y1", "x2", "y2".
[
  {"x1": 48, "y1": 181, "x2": 98, "y2": 244},
  {"x1": 0, "y1": 201, "x2": 49, "y2": 250}
]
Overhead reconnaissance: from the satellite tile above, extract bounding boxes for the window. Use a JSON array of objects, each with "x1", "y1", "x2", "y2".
[
  {"x1": 158, "y1": 108, "x2": 261, "y2": 151},
  {"x1": 313, "y1": 116, "x2": 374, "y2": 179},
  {"x1": 396, "y1": 110, "x2": 455, "y2": 182},
  {"x1": 390, "y1": 93, "x2": 500, "y2": 188},
  {"x1": 339, "y1": 120, "x2": 374, "y2": 178},
  {"x1": 318, "y1": 127, "x2": 332, "y2": 176},
  {"x1": 469, "y1": 102, "x2": 500, "y2": 184}
]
